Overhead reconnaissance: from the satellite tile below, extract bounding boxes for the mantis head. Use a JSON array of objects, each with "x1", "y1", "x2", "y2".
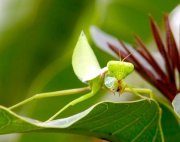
[{"x1": 107, "y1": 61, "x2": 134, "y2": 80}]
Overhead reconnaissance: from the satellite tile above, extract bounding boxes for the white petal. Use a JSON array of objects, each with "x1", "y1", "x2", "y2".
[
  {"x1": 170, "y1": 5, "x2": 180, "y2": 48},
  {"x1": 90, "y1": 26, "x2": 125, "y2": 58},
  {"x1": 90, "y1": 26, "x2": 161, "y2": 79},
  {"x1": 172, "y1": 93, "x2": 180, "y2": 118}
]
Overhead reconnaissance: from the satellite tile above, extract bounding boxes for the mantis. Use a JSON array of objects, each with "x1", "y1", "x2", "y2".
[{"x1": 9, "y1": 32, "x2": 154, "y2": 122}]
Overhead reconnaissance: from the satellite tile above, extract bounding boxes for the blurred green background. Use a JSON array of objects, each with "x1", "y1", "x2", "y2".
[{"x1": 0, "y1": 0, "x2": 179, "y2": 142}]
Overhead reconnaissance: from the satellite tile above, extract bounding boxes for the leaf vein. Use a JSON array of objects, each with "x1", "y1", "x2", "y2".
[
  {"x1": 131, "y1": 111, "x2": 158, "y2": 142},
  {"x1": 112, "y1": 118, "x2": 140, "y2": 135},
  {"x1": 90, "y1": 102, "x2": 145, "y2": 131}
]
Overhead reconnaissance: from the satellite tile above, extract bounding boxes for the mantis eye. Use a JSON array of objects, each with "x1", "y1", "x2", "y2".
[
  {"x1": 104, "y1": 76, "x2": 118, "y2": 91},
  {"x1": 107, "y1": 61, "x2": 134, "y2": 80}
]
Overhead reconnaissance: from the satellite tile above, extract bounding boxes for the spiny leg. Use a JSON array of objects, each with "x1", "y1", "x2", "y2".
[
  {"x1": 9, "y1": 87, "x2": 90, "y2": 110},
  {"x1": 46, "y1": 91, "x2": 96, "y2": 122}
]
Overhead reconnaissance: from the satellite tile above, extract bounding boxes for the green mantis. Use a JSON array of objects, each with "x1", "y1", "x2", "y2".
[
  {"x1": 104, "y1": 61, "x2": 134, "y2": 93},
  {"x1": 9, "y1": 32, "x2": 154, "y2": 122}
]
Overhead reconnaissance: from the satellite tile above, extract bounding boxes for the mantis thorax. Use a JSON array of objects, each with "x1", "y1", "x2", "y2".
[{"x1": 107, "y1": 61, "x2": 134, "y2": 80}]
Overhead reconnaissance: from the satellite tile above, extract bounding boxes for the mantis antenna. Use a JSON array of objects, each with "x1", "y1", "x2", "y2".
[{"x1": 122, "y1": 53, "x2": 131, "y2": 62}]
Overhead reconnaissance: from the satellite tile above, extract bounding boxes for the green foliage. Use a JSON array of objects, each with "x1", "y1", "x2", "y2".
[
  {"x1": 1, "y1": 30, "x2": 179, "y2": 142},
  {"x1": 94, "y1": 0, "x2": 179, "y2": 43},
  {"x1": 160, "y1": 103, "x2": 180, "y2": 142},
  {"x1": 0, "y1": 0, "x2": 179, "y2": 142},
  {"x1": 0, "y1": 100, "x2": 163, "y2": 142}
]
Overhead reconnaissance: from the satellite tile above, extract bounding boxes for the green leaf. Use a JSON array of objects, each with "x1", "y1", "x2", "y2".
[
  {"x1": 172, "y1": 93, "x2": 180, "y2": 118},
  {"x1": 160, "y1": 103, "x2": 180, "y2": 142},
  {"x1": 72, "y1": 32, "x2": 101, "y2": 82},
  {"x1": 0, "y1": 100, "x2": 163, "y2": 142}
]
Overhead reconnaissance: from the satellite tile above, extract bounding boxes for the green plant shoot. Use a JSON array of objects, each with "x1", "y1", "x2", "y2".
[{"x1": 9, "y1": 32, "x2": 154, "y2": 122}]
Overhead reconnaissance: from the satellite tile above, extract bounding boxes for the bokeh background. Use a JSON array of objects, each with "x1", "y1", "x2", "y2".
[{"x1": 0, "y1": 0, "x2": 179, "y2": 142}]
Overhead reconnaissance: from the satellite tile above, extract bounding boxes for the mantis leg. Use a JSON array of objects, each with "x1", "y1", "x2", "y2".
[
  {"x1": 46, "y1": 76, "x2": 104, "y2": 121},
  {"x1": 9, "y1": 87, "x2": 90, "y2": 110},
  {"x1": 46, "y1": 91, "x2": 96, "y2": 122},
  {"x1": 124, "y1": 86, "x2": 154, "y2": 99}
]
